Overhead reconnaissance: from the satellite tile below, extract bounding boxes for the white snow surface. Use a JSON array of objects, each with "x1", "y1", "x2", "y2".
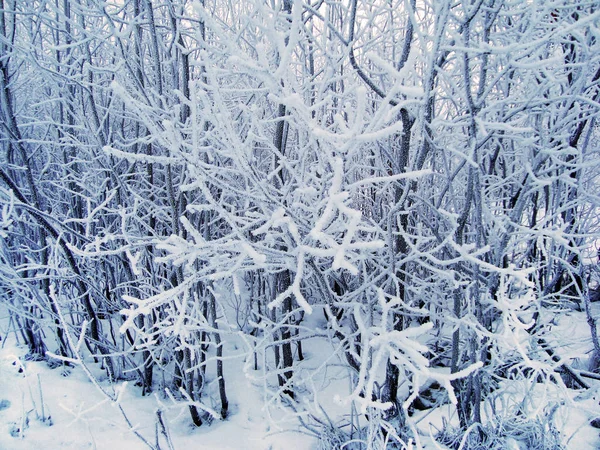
[
  {"x1": 1, "y1": 305, "x2": 600, "y2": 449},
  {"x1": 0, "y1": 312, "x2": 316, "y2": 449}
]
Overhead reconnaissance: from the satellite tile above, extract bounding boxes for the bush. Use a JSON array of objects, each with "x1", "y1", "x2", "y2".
[{"x1": 437, "y1": 412, "x2": 565, "y2": 450}]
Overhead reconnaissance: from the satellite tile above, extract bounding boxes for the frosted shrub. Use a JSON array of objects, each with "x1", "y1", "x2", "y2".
[
  {"x1": 316, "y1": 425, "x2": 350, "y2": 450},
  {"x1": 437, "y1": 411, "x2": 565, "y2": 450}
]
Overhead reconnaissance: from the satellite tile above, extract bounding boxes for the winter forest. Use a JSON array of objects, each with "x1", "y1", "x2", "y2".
[{"x1": 1, "y1": 0, "x2": 600, "y2": 448}]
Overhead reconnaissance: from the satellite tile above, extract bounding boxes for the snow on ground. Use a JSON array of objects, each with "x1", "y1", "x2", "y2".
[
  {"x1": 2, "y1": 303, "x2": 600, "y2": 449},
  {"x1": 0, "y1": 312, "x2": 317, "y2": 450}
]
